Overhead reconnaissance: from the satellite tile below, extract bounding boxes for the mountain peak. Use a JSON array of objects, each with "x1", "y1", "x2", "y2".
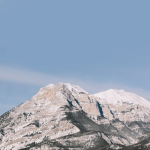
[
  {"x1": 107, "y1": 89, "x2": 125, "y2": 92},
  {"x1": 32, "y1": 83, "x2": 88, "y2": 100},
  {"x1": 45, "y1": 84, "x2": 54, "y2": 89},
  {"x1": 93, "y1": 89, "x2": 150, "y2": 108},
  {"x1": 58, "y1": 82, "x2": 88, "y2": 94}
]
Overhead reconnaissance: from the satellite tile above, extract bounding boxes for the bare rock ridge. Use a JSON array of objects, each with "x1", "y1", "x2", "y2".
[{"x1": 0, "y1": 83, "x2": 150, "y2": 150}]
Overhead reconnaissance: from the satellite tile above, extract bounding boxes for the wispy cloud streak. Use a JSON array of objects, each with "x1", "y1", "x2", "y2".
[
  {"x1": 0, "y1": 65, "x2": 64, "y2": 86},
  {"x1": 0, "y1": 65, "x2": 150, "y2": 101}
]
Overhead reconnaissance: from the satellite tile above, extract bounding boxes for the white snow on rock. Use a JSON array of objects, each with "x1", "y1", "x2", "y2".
[
  {"x1": 45, "y1": 84, "x2": 54, "y2": 89},
  {"x1": 59, "y1": 83, "x2": 88, "y2": 94},
  {"x1": 93, "y1": 89, "x2": 150, "y2": 108}
]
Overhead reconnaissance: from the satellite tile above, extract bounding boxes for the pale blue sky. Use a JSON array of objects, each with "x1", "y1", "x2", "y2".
[{"x1": 0, "y1": 0, "x2": 150, "y2": 115}]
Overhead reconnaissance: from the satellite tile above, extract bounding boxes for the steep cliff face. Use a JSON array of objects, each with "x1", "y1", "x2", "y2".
[{"x1": 0, "y1": 83, "x2": 150, "y2": 150}]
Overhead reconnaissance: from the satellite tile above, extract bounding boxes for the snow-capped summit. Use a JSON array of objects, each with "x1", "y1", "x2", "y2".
[
  {"x1": 59, "y1": 83, "x2": 88, "y2": 94},
  {"x1": 31, "y1": 83, "x2": 88, "y2": 101},
  {"x1": 93, "y1": 89, "x2": 150, "y2": 108},
  {"x1": 45, "y1": 84, "x2": 54, "y2": 89}
]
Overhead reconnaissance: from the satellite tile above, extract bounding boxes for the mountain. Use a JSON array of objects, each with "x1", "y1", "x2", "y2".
[
  {"x1": 0, "y1": 83, "x2": 150, "y2": 150},
  {"x1": 93, "y1": 89, "x2": 150, "y2": 123}
]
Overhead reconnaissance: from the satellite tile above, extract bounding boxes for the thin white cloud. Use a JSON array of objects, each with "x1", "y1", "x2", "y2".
[
  {"x1": 0, "y1": 65, "x2": 150, "y2": 101},
  {"x1": 0, "y1": 65, "x2": 64, "y2": 86}
]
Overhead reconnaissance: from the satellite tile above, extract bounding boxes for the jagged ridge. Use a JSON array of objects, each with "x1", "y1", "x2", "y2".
[{"x1": 0, "y1": 83, "x2": 150, "y2": 150}]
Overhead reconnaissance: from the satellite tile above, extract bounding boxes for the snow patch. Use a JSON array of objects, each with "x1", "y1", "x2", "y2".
[
  {"x1": 45, "y1": 84, "x2": 54, "y2": 89},
  {"x1": 59, "y1": 83, "x2": 88, "y2": 94},
  {"x1": 93, "y1": 89, "x2": 150, "y2": 108}
]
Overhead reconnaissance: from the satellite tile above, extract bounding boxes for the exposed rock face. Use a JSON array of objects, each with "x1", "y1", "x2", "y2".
[
  {"x1": 0, "y1": 83, "x2": 150, "y2": 150},
  {"x1": 94, "y1": 89, "x2": 150, "y2": 123}
]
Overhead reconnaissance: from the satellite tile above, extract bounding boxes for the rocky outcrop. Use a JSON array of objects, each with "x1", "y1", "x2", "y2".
[
  {"x1": 93, "y1": 89, "x2": 150, "y2": 123},
  {"x1": 0, "y1": 83, "x2": 150, "y2": 150}
]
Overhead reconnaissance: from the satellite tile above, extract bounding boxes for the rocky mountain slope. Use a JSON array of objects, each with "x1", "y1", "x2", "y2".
[{"x1": 0, "y1": 83, "x2": 150, "y2": 150}]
